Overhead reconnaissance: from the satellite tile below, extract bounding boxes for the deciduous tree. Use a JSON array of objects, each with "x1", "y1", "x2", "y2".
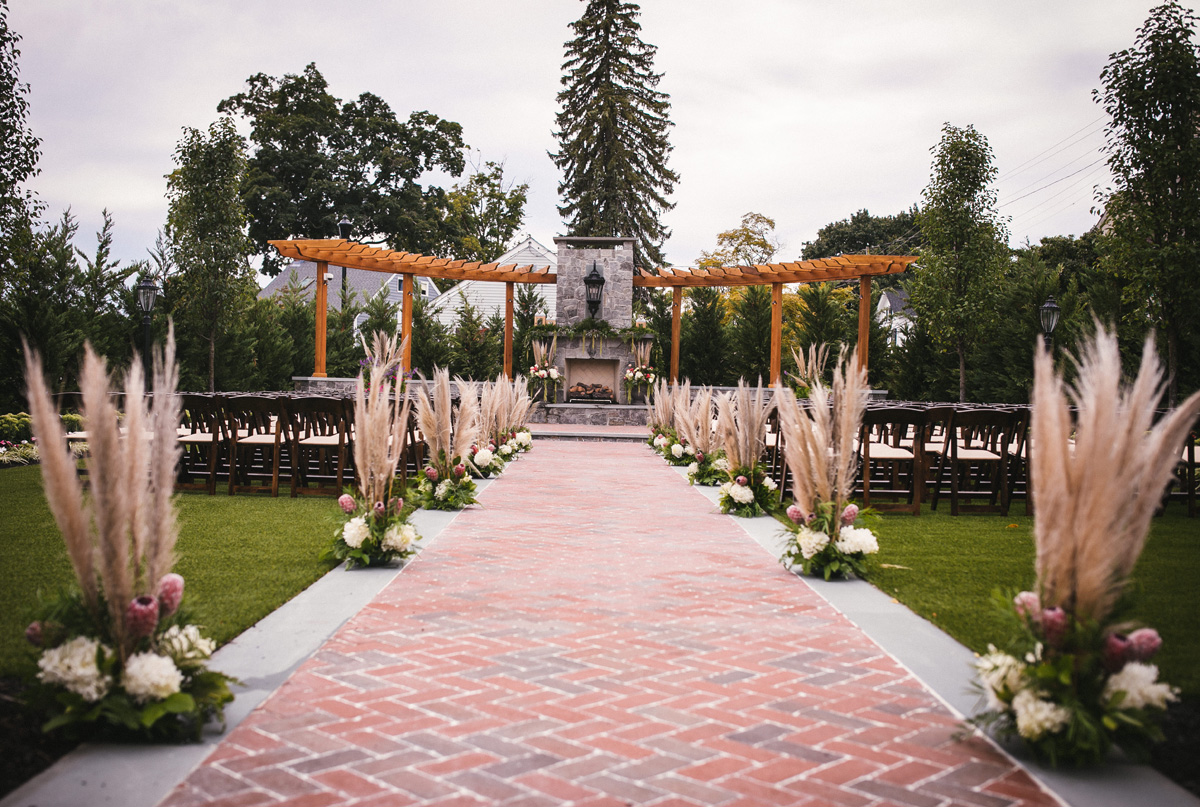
[
  {"x1": 1096, "y1": 0, "x2": 1200, "y2": 404},
  {"x1": 446, "y1": 160, "x2": 528, "y2": 263},
  {"x1": 219, "y1": 63, "x2": 467, "y2": 275},
  {"x1": 552, "y1": 0, "x2": 678, "y2": 268},
  {"x1": 908, "y1": 123, "x2": 1009, "y2": 402}
]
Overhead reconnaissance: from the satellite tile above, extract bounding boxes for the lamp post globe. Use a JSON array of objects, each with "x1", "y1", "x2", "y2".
[
  {"x1": 137, "y1": 277, "x2": 159, "y2": 385},
  {"x1": 1039, "y1": 295, "x2": 1060, "y2": 350}
]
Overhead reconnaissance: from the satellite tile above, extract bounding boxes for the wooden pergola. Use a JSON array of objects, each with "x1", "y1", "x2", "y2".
[{"x1": 269, "y1": 238, "x2": 917, "y2": 385}]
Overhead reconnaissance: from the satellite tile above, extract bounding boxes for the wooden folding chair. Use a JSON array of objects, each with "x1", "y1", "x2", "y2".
[
  {"x1": 931, "y1": 408, "x2": 1015, "y2": 516},
  {"x1": 177, "y1": 394, "x2": 226, "y2": 495},
  {"x1": 226, "y1": 395, "x2": 288, "y2": 496},
  {"x1": 288, "y1": 396, "x2": 349, "y2": 497},
  {"x1": 860, "y1": 407, "x2": 925, "y2": 515}
]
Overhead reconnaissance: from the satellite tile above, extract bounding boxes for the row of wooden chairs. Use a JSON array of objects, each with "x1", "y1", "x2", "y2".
[{"x1": 174, "y1": 394, "x2": 422, "y2": 497}]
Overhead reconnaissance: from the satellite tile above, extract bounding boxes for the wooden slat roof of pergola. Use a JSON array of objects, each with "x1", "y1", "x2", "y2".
[
  {"x1": 633, "y1": 255, "x2": 917, "y2": 287},
  {"x1": 269, "y1": 238, "x2": 916, "y2": 287},
  {"x1": 269, "y1": 238, "x2": 558, "y2": 284}
]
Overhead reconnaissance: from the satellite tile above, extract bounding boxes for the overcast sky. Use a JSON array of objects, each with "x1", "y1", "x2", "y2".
[{"x1": 9, "y1": 0, "x2": 1184, "y2": 279}]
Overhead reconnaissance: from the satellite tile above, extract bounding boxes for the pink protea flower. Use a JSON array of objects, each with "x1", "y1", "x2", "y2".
[
  {"x1": 374, "y1": 501, "x2": 387, "y2": 520},
  {"x1": 390, "y1": 497, "x2": 402, "y2": 514},
  {"x1": 157, "y1": 573, "x2": 184, "y2": 617},
  {"x1": 1103, "y1": 633, "x2": 1132, "y2": 672},
  {"x1": 1127, "y1": 628, "x2": 1162, "y2": 662},
  {"x1": 840, "y1": 504, "x2": 859, "y2": 525},
  {"x1": 1040, "y1": 606, "x2": 1068, "y2": 647},
  {"x1": 470, "y1": 444, "x2": 478, "y2": 455},
  {"x1": 786, "y1": 504, "x2": 805, "y2": 524},
  {"x1": 337, "y1": 494, "x2": 356, "y2": 514},
  {"x1": 695, "y1": 451, "x2": 704, "y2": 462},
  {"x1": 25, "y1": 621, "x2": 44, "y2": 647},
  {"x1": 1013, "y1": 591, "x2": 1041, "y2": 622},
  {"x1": 126, "y1": 596, "x2": 160, "y2": 638},
  {"x1": 454, "y1": 463, "x2": 466, "y2": 478},
  {"x1": 425, "y1": 467, "x2": 438, "y2": 482},
  {"x1": 735, "y1": 475, "x2": 749, "y2": 487},
  {"x1": 488, "y1": 443, "x2": 496, "y2": 452}
]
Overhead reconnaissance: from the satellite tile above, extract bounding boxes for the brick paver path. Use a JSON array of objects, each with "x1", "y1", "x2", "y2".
[{"x1": 162, "y1": 441, "x2": 1058, "y2": 807}]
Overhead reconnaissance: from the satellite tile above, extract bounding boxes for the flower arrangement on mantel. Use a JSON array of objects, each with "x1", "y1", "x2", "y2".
[
  {"x1": 324, "y1": 332, "x2": 421, "y2": 569},
  {"x1": 22, "y1": 331, "x2": 236, "y2": 741},
  {"x1": 410, "y1": 369, "x2": 480, "y2": 510},
  {"x1": 529, "y1": 336, "x2": 560, "y2": 403},
  {"x1": 970, "y1": 328, "x2": 1200, "y2": 767},
  {"x1": 776, "y1": 346, "x2": 877, "y2": 579},
  {"x1": 714, "y1": 381, "x2": 779, "y2": 517},
  {"x1": 624, "y1": 339, "x2": 656, "y2": 401}
]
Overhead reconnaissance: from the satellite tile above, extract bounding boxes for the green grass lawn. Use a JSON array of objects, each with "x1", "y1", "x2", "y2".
[
  {"x1": 866, "y1": 503, "x2": 1200, "y2": 695},
  {"x1": 0, "y1": 465, "x2": 338, "y2": 677}
]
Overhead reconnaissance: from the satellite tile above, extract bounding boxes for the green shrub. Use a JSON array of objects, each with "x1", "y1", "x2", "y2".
[{"x1": 0, "y1": 412, "x2": 33, "y2": 442}]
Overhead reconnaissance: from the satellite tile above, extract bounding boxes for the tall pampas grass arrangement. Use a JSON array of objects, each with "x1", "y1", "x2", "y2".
[
  {"x1": 22, "y1": 329, "x2": 235, "y2": 740},
  {"x1": 713, "y1": 381, "x2": 779, "y2": 517},
  {"x1": 789, "y1": 344, "x2": 829, "y2": 397},
  {"x1": 327, "y1": 333, "x2": 420, "y2": 568},
  {"x1": 675, "y1": 386, "x2": 727, "y2": 485},
  {"x1": 971, "y1": 325, "x2": 1200, "y2": 766},
  {"x1": 409, "y1": 369, "x2": 480, "y2": 509},
  {"x1": 776, "y1": 348, "x2": 875, "y2": 579}
]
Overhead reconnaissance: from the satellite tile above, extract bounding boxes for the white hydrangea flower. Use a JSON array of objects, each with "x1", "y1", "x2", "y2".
[
  {"x1": 713, "y1": 457, "x2": 729, "y2": 472},
  {"x1": 435, "y1": 480, "x2": 452, "y2": 500},
  {"x1": 1103, "y1": 662, "x2": 1178, "y2": 711},
  {"x1": 37, "y1": 636, "x2": 112, "y2": 702},
  {"x1": 975, "y1": 646, "x2": 1027, "y2": 711},
  {"x1": 687, "y1": 462, "x2": 699, "y2": 475},
  {"x1": 834, "y1": 526, "x2": 879, "y2": 556},
  {"x1": 653, "y1": 434, "x2": 668, "y2": 448},
  {"x1": 122, "y1": 652, "x2": 183, "y2": 704},
  {"x1": 159, "y1": 624, "x2": 215, "y2": 665},
  {"x1": 474, "y1": 448, "x2": 494, "y2": 467},
  {"x1": 517, "y1": 431, "x2": 532, "y2": 447},
  {"x1": 383, "y1": 522, "x2": 418, "y2": 552},
  {"x1": 671, "y1": 444, "x2": 684, "y2": 458},
  {"x1": 730, "y1": 483, "x2": 755, "y2": 504},
  {"x1": 684, "y1": 445, "x2": 696, "y2": 456},
  {"x1": 342, "y1": 516, "x2": 369, "y2": 548},
  {"x1": 763, "y1": 476, "x2": 777, "y2": 491},
  {"x1": 549, "y1": 367, "x2": 559, "y2": 380},
  {"x1": 797, "y1": 528, "x2": 830, "y2": 559},
  {"x1": 499, "y1": 443, "x2": 513, "y2": 456},
  {"x1": 1012, "y1": 689, "x2": 1070, "y2": 740}
]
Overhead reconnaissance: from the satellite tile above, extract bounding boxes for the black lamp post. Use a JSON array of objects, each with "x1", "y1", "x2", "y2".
[
  {"x1": 338, "y1": 218, "x2": 352, "y2": 240},
  {"x1": 584, "y1": 262, "x2": 605, "y2": 319},
  {"x1": 137, "y1": 276, "x2": 158, "y2": 385},
  {"x1": 1039, "y1": 295, "x2": 1061, "y2": 350}
]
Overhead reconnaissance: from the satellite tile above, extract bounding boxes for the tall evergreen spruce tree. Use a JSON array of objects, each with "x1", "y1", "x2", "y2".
[{"x1": 552, "y1": 0, "x2": 678, "y2": 268}]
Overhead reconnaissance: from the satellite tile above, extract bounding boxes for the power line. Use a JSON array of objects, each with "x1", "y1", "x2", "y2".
[
  {"x1": 998, "y1": 116, "x2": 1106, "y2": 182},
  {"x1": 999, "y1": 158, "x2": 1105, "y2": 208}
]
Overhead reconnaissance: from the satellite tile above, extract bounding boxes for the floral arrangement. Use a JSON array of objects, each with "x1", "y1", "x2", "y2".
[
  {"x1": 22, "y1": 329, "x2": 235, "y2": 741},
  {"x1": 716, "y1": 466, "x2": 778, "y2": 518},
  {"x1": 467, "y1": 441, "x2": 506, "y2": 478},
  {"x1": 714, "y1": 382, "x2": 778, "y2": 517},
  {"x1": 781, "y1": 500, "x2": 878, "y2": 579},
  {"x1": 324, "y1": 332, "x2": 422, "y2": 568},
  {"x1": 775, "y1": 346, "x2": 872, "y2": 578},
  {"x1": 0, "y1": 437, "x2": 38, "y2": 465},
  {"x1": 785, "y1": 344, "x2": 829, "y2": 400},
  {"x1": 671, "y1": 384, "x2": 728, "y2": 486},
  {"x1": 530, "y1": 336, "x2": 560, "y2": 402},
  {"x1": 969, "y1": 327, "x2": 1200, "y2": 767},
  {"x1": 410, "y1": 370, "x2": 480, "y2": 510},
  {"x1": 688, "y1": 453, "x2": 728, "y2": 486},
  {"x1": 646, "y1": 378, "x2": 676, "y2": 447}
]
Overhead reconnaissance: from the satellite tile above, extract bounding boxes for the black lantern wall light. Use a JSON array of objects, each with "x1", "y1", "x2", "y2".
[
  {"x1": 1040, "y1": 295, "x2": 1061, "y2": 349},
  {"x1": 584, "y1": 261, "x2": 606, "y2": 319}
]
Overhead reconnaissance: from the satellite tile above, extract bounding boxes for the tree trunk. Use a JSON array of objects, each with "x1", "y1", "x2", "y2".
[
  {"x1": 207, "y1": 329, "x2": 216, "y2": 393},
  {"x1": 957, "y1": 339, "x2": 967, "y2": 403},
  {"x1": 1167, "y1": 327, "x2": 1178, "y2": 408}
]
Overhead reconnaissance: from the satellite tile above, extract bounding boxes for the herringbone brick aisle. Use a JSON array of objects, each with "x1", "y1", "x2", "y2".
[{"x1": 161, "y1": 441, "x2": 1059, "y2": 807}]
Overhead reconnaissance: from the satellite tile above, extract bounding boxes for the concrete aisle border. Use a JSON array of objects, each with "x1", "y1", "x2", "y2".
[
  {"x1": 678, "y1": 465, "x2": 1200, "y2": 807},
  {"x1": 0, "y1": 480, "x2": 491, "y2": 807}
]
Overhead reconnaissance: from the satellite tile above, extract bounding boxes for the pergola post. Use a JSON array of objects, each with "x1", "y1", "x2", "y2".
[
  {"x1": 770, "y1": 282, "x2": 783, "y2": 386},
  {"x1": 401, "y1": 274, "x2": 413, "y2": 374},
  {"x1": 670, "y1": 286, "x2": 682, "y2": 385},
  {"x1": 504, "y1": 281, "x2": 514, "y2": 379},
  {"x1": 858, "y1": 275, "x2": 871, "y2": 375},
  {"x1": 313, "y1": 261, "x2": 328, "y2": 378}
]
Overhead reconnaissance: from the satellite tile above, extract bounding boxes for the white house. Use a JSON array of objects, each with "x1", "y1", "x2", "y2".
[
  {"x1": 427, "y1": 235, "x2": 558, "y2": 329},
  {"x1": 877, "y1": 288, "x2": 914, "y2": 346}
]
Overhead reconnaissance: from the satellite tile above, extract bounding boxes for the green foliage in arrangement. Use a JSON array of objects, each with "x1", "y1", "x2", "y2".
[{"x1": 0, "y1": 466, "x2": 337, "y2": 678}]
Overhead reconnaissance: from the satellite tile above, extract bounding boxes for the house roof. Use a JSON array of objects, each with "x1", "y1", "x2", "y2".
[
  {"x1": 259, "y1": 261, "x2": 438, "y2": 311},
  {"x1": 428, "y1": 235, "x2": 557, "y2": 327}
]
